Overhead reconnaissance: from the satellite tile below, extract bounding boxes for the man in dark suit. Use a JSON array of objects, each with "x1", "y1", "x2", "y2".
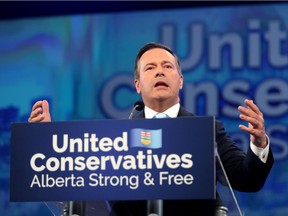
[
  {"x1": 28, "y1": 42, "x2": 274, "y2": 216},
  {"x1": 108, "y1": 42, "x2": 274, "y2": 216}
]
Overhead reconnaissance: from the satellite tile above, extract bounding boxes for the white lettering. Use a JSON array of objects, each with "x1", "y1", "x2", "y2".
[
  {"x1": 30, "y1": 174, "x2": 84, "y2": 188},
  {"x1": 159, "y1": 172, "x2": 194, "y2": 186},
  {"x1": 89, "y1": 173, "x2": 139, "y2": 190},
  {"x1": 52, "y1": 132, "x2": 128, "y2": 153},
  {"x1": 30, "y1": 153, "x2": 45, "y2": 172}
]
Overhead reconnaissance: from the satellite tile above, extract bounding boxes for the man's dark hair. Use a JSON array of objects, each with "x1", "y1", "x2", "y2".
[{"x1": 134, "y1": 42, "x2": 182, "y2": 80}]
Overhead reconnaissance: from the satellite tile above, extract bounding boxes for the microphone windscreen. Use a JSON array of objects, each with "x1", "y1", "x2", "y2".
[{"x1": 134, "y1": 101, "x2": 144, "y2": 111}]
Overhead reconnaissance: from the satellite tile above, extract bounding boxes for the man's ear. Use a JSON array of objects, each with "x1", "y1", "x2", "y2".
[
  {"x1": 134, "y1": 79, "x2": 141, "y2": 94},
  {"x1": 179, "y1": 75, "x2": 183, "y2": 90}
]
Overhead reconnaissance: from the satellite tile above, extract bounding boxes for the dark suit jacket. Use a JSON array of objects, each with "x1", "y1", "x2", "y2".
[{"x1": 109, "y1": 107, "x2": 274, "y2": 216}]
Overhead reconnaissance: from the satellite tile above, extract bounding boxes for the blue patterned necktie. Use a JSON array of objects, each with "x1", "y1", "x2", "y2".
[{"x1": 153, "y1": 113, "x2": 169, "y2": 118}]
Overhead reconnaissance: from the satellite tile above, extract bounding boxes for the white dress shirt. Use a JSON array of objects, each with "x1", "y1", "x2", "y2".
[{"x1": 144, "y1": 103, "x2": 180, "y2": 119}]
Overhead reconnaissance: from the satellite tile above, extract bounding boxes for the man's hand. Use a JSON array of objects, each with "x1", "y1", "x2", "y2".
[
  {"x1": 28, "y1": 100, "x2": 51, "y2": 122},
  {"x1": 238, "y1": 99, "x2": 267, "y2": 149}
]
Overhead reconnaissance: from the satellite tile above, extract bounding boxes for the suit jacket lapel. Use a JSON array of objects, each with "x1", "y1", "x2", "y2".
[{"x1": 177, "y1": 107, "x2": 194, "y2": 117}]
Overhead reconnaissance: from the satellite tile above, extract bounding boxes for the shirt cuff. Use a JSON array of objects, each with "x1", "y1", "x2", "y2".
[{"x1": 250, "y1": 135, "x2": 270, "y2": 163}]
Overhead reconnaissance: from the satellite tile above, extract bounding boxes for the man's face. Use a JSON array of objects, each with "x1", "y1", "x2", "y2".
[{"x1": 134, "y1": 48, "x2": 183, "y2": 106}]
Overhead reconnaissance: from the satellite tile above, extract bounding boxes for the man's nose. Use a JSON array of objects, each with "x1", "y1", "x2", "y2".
[{"x1": 155, "y1": 69, "x2": 165, "y2": 77}]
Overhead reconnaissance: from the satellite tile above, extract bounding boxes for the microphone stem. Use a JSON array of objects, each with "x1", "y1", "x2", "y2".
[{"x1": 129, "y1": 105, "x2": 139, "y2": 119}]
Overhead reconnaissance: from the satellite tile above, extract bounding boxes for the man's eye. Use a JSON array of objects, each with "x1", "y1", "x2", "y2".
[
  {"x1": 165, "y1": 65, "x2": 172, "y2": 69},
  {"x1": 146, "y1": 66, "x2": 153, "y2": 71}
]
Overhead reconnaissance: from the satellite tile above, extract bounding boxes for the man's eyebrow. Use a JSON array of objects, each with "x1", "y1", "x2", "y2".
[
  {"x1": 161, "y1": 60, "x2": 173, "y2": 65},
  {"x1": 143, "y1": 61, "x2": 174, "y2": 68},
  {"x1": 144, "y1": 62, "x2": 157, "y2": 67}
]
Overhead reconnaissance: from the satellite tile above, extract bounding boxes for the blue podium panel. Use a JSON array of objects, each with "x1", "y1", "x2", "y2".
[{"x1": 10, "y1": 117, "x2": 215, "y2": 202}]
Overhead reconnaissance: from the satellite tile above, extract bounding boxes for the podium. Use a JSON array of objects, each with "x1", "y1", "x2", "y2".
[{"x1": 10, "y1": 117, "x2": 243, "y2": 215}]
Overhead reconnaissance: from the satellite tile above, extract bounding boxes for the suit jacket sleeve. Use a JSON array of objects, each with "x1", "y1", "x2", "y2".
[{"x1": 216, "y1": 119, "x2": 274, "y2": 192}]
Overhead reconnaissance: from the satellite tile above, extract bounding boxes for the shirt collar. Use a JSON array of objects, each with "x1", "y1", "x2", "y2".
[{"x1": 144, "y1": 103, "x2": 180, "y2": 119}]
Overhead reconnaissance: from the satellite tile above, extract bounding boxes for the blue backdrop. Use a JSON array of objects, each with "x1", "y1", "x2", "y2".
[{"x1": 1, "y1": 3, "x2": 287, "y2": 216}]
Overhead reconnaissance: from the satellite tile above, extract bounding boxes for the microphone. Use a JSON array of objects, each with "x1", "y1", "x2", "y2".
[
  {"x1": 147, "y1": 200, "x2": 163, "y2": 216},
  {"x1": 128, "y1": 101, "x2": 144, "y2": 119},
  {"x1": 67, "y1": 201, "x2": 85, "y2": 216}
]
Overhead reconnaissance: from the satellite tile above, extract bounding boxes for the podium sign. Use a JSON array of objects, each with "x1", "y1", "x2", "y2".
[{"x1": 10, "y1": 117, "x2": 215, "y2": 202}]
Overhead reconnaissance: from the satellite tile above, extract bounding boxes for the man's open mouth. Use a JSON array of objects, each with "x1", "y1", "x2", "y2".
[{"x1": 155, "y1": 81, "x2": 168, "y2": 87}]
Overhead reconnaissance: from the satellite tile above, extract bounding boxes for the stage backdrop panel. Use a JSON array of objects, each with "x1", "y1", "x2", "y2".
[{"x1": 1, "y1": 3, "x2": 287, "y2": 216}]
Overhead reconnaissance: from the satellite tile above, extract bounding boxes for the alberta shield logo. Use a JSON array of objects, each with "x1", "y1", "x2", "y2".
[
  {"x1": 130, "y1": 128, "x2": 162, "y2": 149},
  {"x1": 141, "y1": 131, "x2": 151, "y2": 146}
]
